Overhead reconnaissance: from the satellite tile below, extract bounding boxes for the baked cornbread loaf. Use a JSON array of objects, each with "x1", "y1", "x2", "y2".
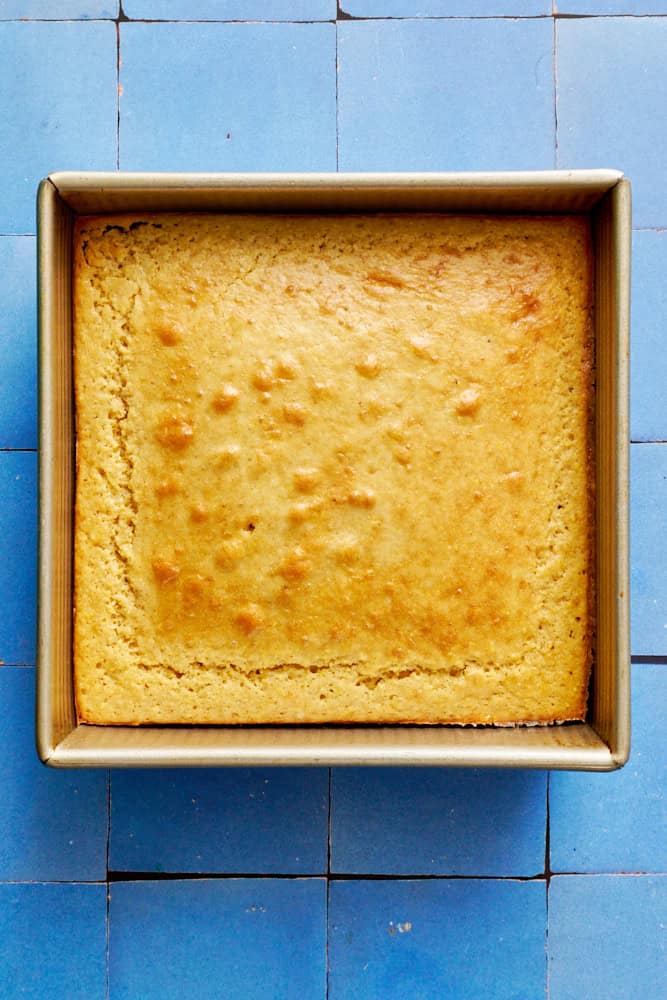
[{"x1": 73, "y1": 212, "x2": 594, "y2": 725}]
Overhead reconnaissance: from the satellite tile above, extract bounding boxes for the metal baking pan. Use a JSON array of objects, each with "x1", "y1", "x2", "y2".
[{"x1": 36, "y1": 170, "x2": 630, "y2": 769}]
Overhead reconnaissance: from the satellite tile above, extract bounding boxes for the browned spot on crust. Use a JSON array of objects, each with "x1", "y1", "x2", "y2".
[
  {"x1": 276, "y1": 546, "x2": 312, "y2": 581},
  {"x1": 234, "y1": 604, "x2": 264, "y2": 633},
  {"x1": 212, "y1": 385, "x2": 239, "y2": 412},
  {"x1": 152, "y1": 557, "x2": 180, "y2": 584},
  {"x1": 155, "y1": 415, "x2": 194, "y2": 449}
]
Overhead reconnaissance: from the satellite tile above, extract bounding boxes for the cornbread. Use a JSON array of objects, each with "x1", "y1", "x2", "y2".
[{"x1": 73, "y1": 212, "x2": 594, "y2": 725}]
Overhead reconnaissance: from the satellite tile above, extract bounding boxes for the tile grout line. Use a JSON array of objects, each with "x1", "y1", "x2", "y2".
[
  {"x1": 334, "y1": 19, "x2": 339, "y2": 172},
  {"x1": 545, "y1": 771, "x2": 552, "y2": 1000},
  {"x1": 0, "y1": 15, "x2": 565, "y2": 24},
  {"x1": 552, "y1": 14, "x2": 559, "y2": 170},
  {"x1": 105, "y1": 770, "x2": 111, "y2": 1000},
  {"x1": 544, "y1": 773, "x2": 551, "y2": 878},
  {"x1": 115, "y1": 16, "x2": 121, "y2": 171},
  {"x1": 552, "y1": 12, "x2": 667, "y2": 19},
  {"x1": 0, "y1": 17, "x2": 115, "y2": 22},
  {"x1": 5, "y1": 870, "x2": 665, "y2": 886},
  {"x1": 545, "y1": 887, "x2": 551, "y2": 1000},
  {"x1": 104, "y1": 871, "x2": 553, "y2": 882},
  {"x1": 3, "y1": 13, "x2": 667, "y2": 22},
  {"x1": 325, "y1": 768, "x2": 332, "y2": 1000}
]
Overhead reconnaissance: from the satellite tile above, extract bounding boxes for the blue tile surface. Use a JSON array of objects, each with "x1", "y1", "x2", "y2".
[
  {"x1": 0, "y1": 883, "x2": 106, "y2": 1000},
  {"x1": 331, "y1": 768, "x2": 546, "y2": 875},
  {"x1": 338, "y1": 18, "x2": 555, "y2": 171},
  {"x1": 119, "y1": 22, "x2": 336, "y2": 172},
  {"x1": 110, "y1": 768, "x2": 328, "y2": 874},
  {"x1": 0, "y1": 669, "x2": 108, "y2": 880},
  {"x1": 0, "y1": 10, "x2": 665, "y2": 1000},
  {"x1": 550, "y1": 665, "x2": 667, "y2": 874},
  {"x1": 0, "y1": 237, "x2": 36, "y2": 449},
  {"x1": 329, "y1": 878, "x2": 546, "y2": 1000},
  {"x1": 557, "y1": 16, "x2": 667, "y2": 228},
  {"x1": 0, "y1": 1, "x2": 118, "y2": 15},
  {"x1": 109, "y1": 878, "x2": 326, "y2": 1000},
  {"x1": 549, "y1": 875, "x2": 667, "y2": 1000},
  {"x1": 341, "y1": 1, "x2": 549, "y2": 12},
  {"x1": 122, "y1": 0, "x2": 336, "y2": 17},
  {"x1": 0, "y1": 21, "x2": 116, "y2": 234},
  {"x1": 630, "y1": 444, "x2": 667, "y2": 656},
  {"x1": 0, "y1": 452, "x2": 37, "y2": 664},
  {"x1": 557, "y1": 1, "x2": 667, "y2": 10},
  {"x1": 631, "y1": 231, "x2": 667, "y2": 442}
]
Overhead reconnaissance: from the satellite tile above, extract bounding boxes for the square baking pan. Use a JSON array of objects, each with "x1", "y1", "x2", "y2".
[{"x1": 36, "y1": 170, "x2": 630, "y2": 769}]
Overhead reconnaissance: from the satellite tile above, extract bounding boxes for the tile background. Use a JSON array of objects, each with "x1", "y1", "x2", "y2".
[{"x1": 1, "y1": 4, "x2": 665, "y2": 997}]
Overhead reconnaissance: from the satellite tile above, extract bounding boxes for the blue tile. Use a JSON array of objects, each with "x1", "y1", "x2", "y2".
[
  {"x1": 123, "y1": 0, "x2": 336, "y2": 17},
  {"x1": 338, "y1": 18, "x2": 555, "y2": 172},
  {"x1": 0, "y1": 452, "x2": 36, "y2": 664},
  {"x1": 550, "y1": 665, "x2": 667, "y2": 874},
  {"x1": 631, "y1": 231, "x2": 667, "y2": 442},
  {"x1": 119, "y1": 22, "x2": 336, "y2": 172},
  {"x1": 556, "y1": 1, "x2": 667, "y2": 11},
  {"x1": 0, "y1": 1, "x2": 118, "y2": 15},
  {"x1": 0, "y1": 238, "x2": 36, "y2": 449},
  {"x1": 109, "y1": 768, "x2": 329, "y2": 875},
  {"x1": 0, "y1": 669, "x2": 108, "y2": 879},
  {"x1": 0, "y1": 883, "x2": 106, "y2": 1000},
  {"x1": 109, "y1": 878, "x2": 326, "y2": 1000},
  {"x1": 557, "y1": 17, "x2": 667, "y2": 228},
  {"x1": 630, "y1": 444, "x2": 667, "y2": 656},
  {"x1": 330, "y1": 768, "x2": 546, "y2": 875},
  {"x1": 110, "y1": 768, "x2": 328, "y2": 874},
  {"x1": 0, "y1": 22, "x2": 116, "y2": 235},
  {"x1": 341, "y1": 1, "x2": 549, "y2": 13},
  {"x1": 329, "y1": 878, "x2": 546, "y2": 1000},
  {"x1": 549, "y1": 875, "x2": 667, "y2": 1000}
]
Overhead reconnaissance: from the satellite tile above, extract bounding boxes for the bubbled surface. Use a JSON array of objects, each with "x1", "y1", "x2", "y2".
[{"x1": 73, "y1": 213, "x2": 593, "y2": 725}]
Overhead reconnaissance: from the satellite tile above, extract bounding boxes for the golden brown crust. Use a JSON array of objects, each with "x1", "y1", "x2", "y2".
[{"x1": 73, "y1": 213, "x2": 594, "y2": 725}]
